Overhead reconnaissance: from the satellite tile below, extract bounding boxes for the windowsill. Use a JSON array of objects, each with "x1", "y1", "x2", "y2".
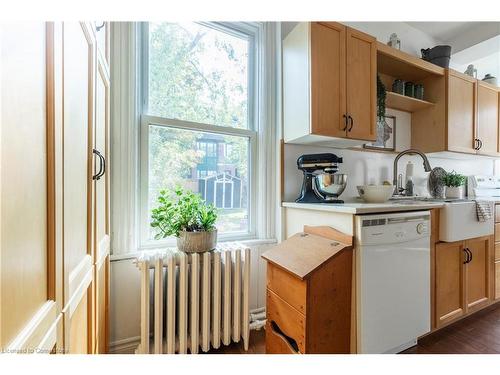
[{"x1": 110, "y1": 237, "x2": 278, "y2": 262}]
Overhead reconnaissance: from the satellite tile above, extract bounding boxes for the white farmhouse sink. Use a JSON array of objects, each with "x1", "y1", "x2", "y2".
[{"x1": 439, "y1": 201, "x2": 494, "y2": 242}]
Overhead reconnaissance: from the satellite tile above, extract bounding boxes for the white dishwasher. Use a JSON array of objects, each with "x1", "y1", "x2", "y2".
[{"x1": 355, "y1": 210, "x2": 431, "y2": 354}]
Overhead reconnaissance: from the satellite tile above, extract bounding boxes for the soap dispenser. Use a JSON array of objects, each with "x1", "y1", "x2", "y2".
[{"x1": 405, "y1": 161, "x2": 414, "y2": 196}]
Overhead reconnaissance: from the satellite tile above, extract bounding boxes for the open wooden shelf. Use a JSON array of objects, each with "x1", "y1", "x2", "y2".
[
  {"x1": 377, "y1": 42, "x2": 445, "y2": 82},
  {"x1": 385, "y1": 91, "x2": 435, "y2": 113}
]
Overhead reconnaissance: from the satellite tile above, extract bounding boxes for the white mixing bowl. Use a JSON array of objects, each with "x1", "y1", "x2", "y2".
[{"x1": 357, "y1": 185, "x2": 395, "y2": 203}]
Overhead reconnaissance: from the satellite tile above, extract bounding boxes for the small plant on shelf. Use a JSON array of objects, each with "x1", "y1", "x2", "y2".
[
  {"x1": 377, "y1": 74, "x2": 387, "y2": 120},
  {"x1": 151, "y1": 187, "x2": 218, "y2": 253}
]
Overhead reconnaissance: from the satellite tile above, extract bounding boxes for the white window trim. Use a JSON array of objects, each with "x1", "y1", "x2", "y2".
[
  {"x1": 110, "y1": 22, "x2": 280, "y2": 255},
  {"x1": 139, "y1": 115, "x2": 258, "y2": 249}
]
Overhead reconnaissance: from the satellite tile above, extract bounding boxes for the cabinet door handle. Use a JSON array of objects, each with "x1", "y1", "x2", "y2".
[
  {"x1": 463, "y1": 248, "x2": 472, "y2": 264},
  {"x1": 342, "y1": 114, "x2": 348, "y2": 131},
  {"x1": 474, "y1": 139, "x2": 479, "y2": 150},
  {"x1": 93, "y1": 149, "x2": 104, "y2": 181},
  {"x1": 348, "y1": 115, "x2": 354, "y2": 132},
  {"x1": 96, "y1": 22, "x2": 106, "y2": 32},
  {"x1": 97, "y1": 152, "x2": 106, "y2": 180},
  {"x1": 463, "y1": 248, "x2": 470, "y2": 264},
  {"x1": 477, "y1": 139, "x2": 483, "y2": 150}
]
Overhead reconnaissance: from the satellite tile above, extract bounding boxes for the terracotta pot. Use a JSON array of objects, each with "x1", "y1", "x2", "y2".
[{"x1": 176, "y1": 230, "x2": 217, "y2": 253}]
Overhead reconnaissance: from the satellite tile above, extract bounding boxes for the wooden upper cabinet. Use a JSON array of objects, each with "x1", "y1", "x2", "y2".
[
  {"x1": 413, "y1": 69, "x2": 500, "y2": 156},
  {"x1": 283, "y1": 22, "x2": 377, "y2": 147},
  {"x1": 345, "y1": 27, "x2": 376, "y2": 141},
  {"x1": 465, "y1": 236, "x2": 492, "y2": 312},
  {"x1": 310, "y1": 22, "x2": 346, "y2": 138},
  {"x1": 476, "y1": 82, "x2": 499, "y2": 156},
  {"x1": 435, "y1": 241, "x2": 466, "y2": 328},
  {"x1": 447, "y1": 71, "x2": 476, "y2": 154}
]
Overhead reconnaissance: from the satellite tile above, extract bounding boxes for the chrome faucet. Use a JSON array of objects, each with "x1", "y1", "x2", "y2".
[{"x1": 393, "y1": 149, "x2": 432, "y2": 196}]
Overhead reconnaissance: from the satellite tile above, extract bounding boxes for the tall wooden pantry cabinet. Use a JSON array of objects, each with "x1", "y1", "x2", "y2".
[{"x1": 0, "y1": 21, "x2": 110, "y2": 354}]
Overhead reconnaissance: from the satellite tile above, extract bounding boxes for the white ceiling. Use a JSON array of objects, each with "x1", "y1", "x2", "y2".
[{"x1": 407, "y1": 22, "x2": 483, "y2": 42}]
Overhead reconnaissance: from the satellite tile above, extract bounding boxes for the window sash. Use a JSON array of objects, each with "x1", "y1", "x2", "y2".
[
  {"x1": 140, "y1": 21, "x2": 257, "y2": 131},
  {"x1": 139, "y1": 114, "x2": 258, "y2": 249}
]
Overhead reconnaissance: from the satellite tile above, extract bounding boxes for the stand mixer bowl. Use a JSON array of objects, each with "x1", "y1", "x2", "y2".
[{"x1": 314, "y1": 173, "x2": 348, "y2": 199}]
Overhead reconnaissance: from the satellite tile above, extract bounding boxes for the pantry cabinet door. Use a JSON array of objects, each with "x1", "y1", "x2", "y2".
[
  {"x1": 62, "y1": 21, "x2": 95, "y2": 354},
  {"x1": 310, "y1": 22, "x2": 347, "y2": 138},
  {"x1": 447, "y1": 71, "x2": 476, "y2": 154},
  {"x1": 476, "y1": 82, "x2": 499, "y2": 156},
  {"x1": 465, "y1": 236, "x2": 492, "y2": 313},
  {"x1": 93, "y1": 55, "x2": 110, "y2": 353},
  {"x1": 0, "y1": 22, "x2": 61, "y2": 353},
  {"x1": 345, "y1": 27, "x2": 376, "y2": 141},
  {"x1": 435, "y1": 241, "x2": 466, "y2": 328}
]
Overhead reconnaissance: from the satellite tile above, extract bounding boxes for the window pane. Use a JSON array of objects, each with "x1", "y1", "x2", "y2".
[
  {"x1": 148, "y1": 125, "x2": 249, "y2": 239},
  {"x1": 148, "y1": 22, "x2": 249, "y2": 129}
]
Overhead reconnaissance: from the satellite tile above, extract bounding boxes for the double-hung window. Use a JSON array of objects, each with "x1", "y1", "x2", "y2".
[{"x1": 139, "y1": 22, "x2": 259, "y2": 247}]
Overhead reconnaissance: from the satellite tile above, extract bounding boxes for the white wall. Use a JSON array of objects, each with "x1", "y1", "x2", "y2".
[
  {"x1": 282, "y1": 21, "x2": 443, "y2": 57},
  {"x1": 450, "y1": 35, "x2": 500, "y2": 81},
  {"x1": 284, "y1": 145, "x2": 495, "y2": 202},
  {"x1": 345, "y1": 22, "x2": 443, "y2": 57}
]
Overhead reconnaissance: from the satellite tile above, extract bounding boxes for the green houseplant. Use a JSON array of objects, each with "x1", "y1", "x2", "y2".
[
  {"x1": 151, "y1": 187, "x2": 218, "y2": 253},
  {"x1": 442, "y1": 171, "x2": 467, "y2": 199}
]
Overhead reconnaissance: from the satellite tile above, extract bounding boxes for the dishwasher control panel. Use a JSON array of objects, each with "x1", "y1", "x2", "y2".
[{"x1": 356, "y1": 211, "x2": 430, "y2": 246}]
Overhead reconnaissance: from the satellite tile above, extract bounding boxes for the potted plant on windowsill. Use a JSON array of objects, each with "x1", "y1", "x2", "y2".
[
  {"x1": 443, "y1": 171, "x2": 467, "y2": 199},
  {"x1": 151, "y1": 187, "x2": 218, "y2": 253}
]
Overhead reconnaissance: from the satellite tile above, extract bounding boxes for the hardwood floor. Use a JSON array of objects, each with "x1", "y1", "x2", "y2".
[
  {"x1": 209, "y1": 303, "x2": 500, "y2": 354},
  {"x1": 207, "y1": 329, "x2": 266, "y2": 354},
  {"x1": 403, "y1": 303, "x2": 500, "y2": 354}
]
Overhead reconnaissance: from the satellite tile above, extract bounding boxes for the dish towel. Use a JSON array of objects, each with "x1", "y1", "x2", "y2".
[{"x1": 475, "y1": 200, "x2": 493, "y2": 222}]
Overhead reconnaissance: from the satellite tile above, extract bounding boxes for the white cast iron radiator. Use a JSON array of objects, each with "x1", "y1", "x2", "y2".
[{"x1": 135, "y1": 243, "x2": 251, "y2": 354}]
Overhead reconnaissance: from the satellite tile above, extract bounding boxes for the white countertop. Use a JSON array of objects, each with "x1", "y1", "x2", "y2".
[{"x1": 282, "y1": 200, "x2": 446, "y2": 214}]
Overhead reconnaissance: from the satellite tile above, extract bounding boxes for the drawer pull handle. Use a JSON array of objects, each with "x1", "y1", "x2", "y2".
[{"x1": 270, "y1": 320, "x2": 299, "y2": 353}]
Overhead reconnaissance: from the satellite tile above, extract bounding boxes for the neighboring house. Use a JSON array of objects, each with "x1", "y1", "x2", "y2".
[{"x1": 192, "y1": 133, "x2": 244, "y2": 209}]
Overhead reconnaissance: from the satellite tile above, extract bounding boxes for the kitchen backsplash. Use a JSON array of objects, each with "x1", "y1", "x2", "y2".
[{"x1": 283, "y1": 144, "x2": 497, "y2": 202}]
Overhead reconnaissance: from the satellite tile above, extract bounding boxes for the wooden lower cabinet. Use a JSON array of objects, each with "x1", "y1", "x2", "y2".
[
  {"x1": 494, "y1": 204, "x2": 500, "y2": 300},
  {"x1": 434, "y1": 235, "x2": 493, "y2": 329},
  {"x1": 435, "y1": 241, "x2": 466, "y2": 327},
  {"x1": 465, "y1": 236, "x2": 492, "y2": 311},
  {"x1": 262, "y1": 226, "x2": 353, "y2": 354},
  {"x1": 496, "y1": 262, "x2": 500, "y2": 300}
]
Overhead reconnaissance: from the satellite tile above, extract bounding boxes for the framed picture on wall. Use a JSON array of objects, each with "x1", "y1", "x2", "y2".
[{"x1": 363, "y1": 115, "x2": 396, "y2": 151}]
